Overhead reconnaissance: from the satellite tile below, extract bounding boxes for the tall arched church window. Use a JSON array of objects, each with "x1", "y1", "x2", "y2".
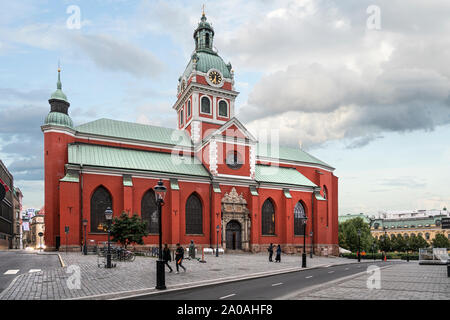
[
  {"x1": 141, "y1": 189, "x2": 158, "y2": 234},
  {"x1": 294, "y1": 201, "x2": 307, "y2": 235},
  {"x1": 201, "y1": 96, "x2": 211, "y2": 114},
  {"x1": 90, "y1": 186, "x2": 112, "y2": 232},
  {"x1": 186, "y1": 194, "x2": 203, "y2": 234},
  {"x1": 262, "y1": 199, "x2": 275, "y2": 235},
  {"x1": 187, "y1": 100, "x2": 191, "y2": 117},
  {"x1": 323, "y1": 185, "x2": 329, "y2": 227},
  {"x1": 219, "y1": 100, "x2": 228, "y2": 117}
]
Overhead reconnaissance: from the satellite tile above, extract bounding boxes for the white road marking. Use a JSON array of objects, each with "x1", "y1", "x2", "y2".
[
  {"x1": 345, "y1": 268, "x2": 349, "y2": 270},
  {"x1": 29, "y1": 269, "x2": 41, "y2": 273},
  {"x1": 271, "y1": 282, "x2": 283, "y2": 287},
  {"x1": 4, "y1": 270, "x2": 19, "y2": 275},
  {"x1": 328, "y1": 271, "x2": 334, "y2": 273},
  {"x1": 305, "y1": 276, "x2": 313, "y2": 279},
  {"x1": 219, "y1": 293, "x2": 236, "y2": 300}
]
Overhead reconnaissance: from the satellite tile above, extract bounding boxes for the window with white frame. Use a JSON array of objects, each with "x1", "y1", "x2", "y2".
[
  {"x1": 201, "y1": 96, "x2": 211, "y2": 114},
  {"x1": 218, "y1": 100, "x2": 228, "y2": 117}
]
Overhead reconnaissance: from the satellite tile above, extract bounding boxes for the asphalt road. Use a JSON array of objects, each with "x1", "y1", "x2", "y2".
[
  {"x1": 0, "y1": 251, "x2": 60, "y2": 292},
  {"x1": 128, "y1": 261, "x2": 403, "y2": 300}
]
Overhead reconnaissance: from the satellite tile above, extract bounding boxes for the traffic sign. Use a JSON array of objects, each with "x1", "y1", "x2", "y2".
[{"x1": 441, "y1": 218, "x2": 450, "y2": 229}]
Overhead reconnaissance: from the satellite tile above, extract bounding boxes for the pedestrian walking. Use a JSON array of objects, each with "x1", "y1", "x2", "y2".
[
  {"x1": 163, "y1": 244, "x2": 173, "y2": 273},
  {"x1": 175, "y1": 243, "x2": 186, "y2": 273},
  {"x1": 275, "y1": 245, "x2": 281, "y2": 262},
  {"x1": 189, "y1": 240, "x2": 196, "y2": 260},
  {"x1": 268, "y1": 243, "x2": 274, "y2": 262}
]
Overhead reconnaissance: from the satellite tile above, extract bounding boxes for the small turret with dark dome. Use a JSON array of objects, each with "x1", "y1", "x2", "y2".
[{"x1": 45, "y1": 66, "x2": 73, "y2": 129}]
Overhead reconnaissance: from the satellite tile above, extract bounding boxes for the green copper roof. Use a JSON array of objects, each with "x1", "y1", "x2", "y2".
[
  {"x1": 50, "y1": 70, "x2": 69, "y2": 103},
  {"x1": 375, "y1": 216, "x2": 446, "y2": 229},
  {"x1": 255, "y1": 165, "x2": 317, "y2": 188},
  {"x1": 60, "y1": 170, "x2": 79, "y2": 183},
  {"x1": 68, "y1": 143, "x2": 209, "y2": 177},
  {"x1": 75, "y1": 118, "x2": 193, "y2": 148},
  {"x1": 45, "y1": 112, "x2": 74, "y2": 128},
  {"x1": 183, "y1": 51, "x2": 232, "y2": 80},
  {"x1": 257, "y1": 143, "x2": 333, "y2": 169}
]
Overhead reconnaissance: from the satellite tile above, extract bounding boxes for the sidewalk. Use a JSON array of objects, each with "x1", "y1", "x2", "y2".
[
  {"x1": 285, "y1": 261, "x2": 449, "y2": 300},
  {"x1": 0, "y1": 251, "x2": 364, "y2": 300}
]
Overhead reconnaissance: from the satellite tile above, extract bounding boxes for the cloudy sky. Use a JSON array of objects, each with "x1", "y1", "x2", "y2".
[{"x1": 0, "y1": 0, "x2": 449, "y2": 215}]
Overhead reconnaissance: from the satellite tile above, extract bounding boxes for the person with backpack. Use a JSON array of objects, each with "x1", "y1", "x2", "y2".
[
  {"x1": 175, "y1": 243, "x2": 186, "y2": 273},
  {"x1": 162, "y1": 244, "x2": 173, "y2": 273}
]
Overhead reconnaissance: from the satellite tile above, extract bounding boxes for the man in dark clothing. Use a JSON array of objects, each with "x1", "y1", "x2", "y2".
[
  {"x1": 175, "y1": 243, "x2": 186, "y2": 273},
  {"x1": 268, "y1": 243, "x2": 274, "y2": 262},
  {"x1": 163, "y1": 244, "x2": 173, "y2": 273},
  {"x1": 275, "y1": 245, "x2": 281, "y2": 262}
]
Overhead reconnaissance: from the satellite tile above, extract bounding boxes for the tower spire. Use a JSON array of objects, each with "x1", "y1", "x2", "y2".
[{"x1": 57, "y1": 61, "x2": 62, "y2": 90}]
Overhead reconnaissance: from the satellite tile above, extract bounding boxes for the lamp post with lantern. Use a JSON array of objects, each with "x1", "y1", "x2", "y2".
[
  {"x1": 154, "y1": 179, "x2": 167, "y2": 290},
  {"x1": 104, "y1": 207, "x2": 113, "y2": 268},
  {"x1": 302, "y1": 216, "x2": 308, "y2": 268},
  {"x1": 357, "y1": 229, "x2": 362, "y2": 263},
  {"x1": 82, "y1": 219, "x2": 88, "y2": 255},
  {"x1": 216, "y1": 225, "x2": 220, "y2": 257}
]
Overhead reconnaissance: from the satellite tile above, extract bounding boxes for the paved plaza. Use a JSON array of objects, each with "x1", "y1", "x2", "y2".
[
  {"x1": 288, "y1": 261, "x2": 449, "y2": 300},
  {"x1": 0, "y1": 251, "x2": 360, "y2": 300}
]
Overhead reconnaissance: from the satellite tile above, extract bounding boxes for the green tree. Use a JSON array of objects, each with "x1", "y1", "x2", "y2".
[
  {"x1": 431, "y1": 233, "x2": 450, "y2": 249},
  {"x1": 377, "y1": 233, "x2": 392, "y2": 252},
  {"x1": 338, "y1": 217, "x2": 373, "y2": 252},
  {"x1": 110, "y1": 212, "x2": 149, "y2": 249}
]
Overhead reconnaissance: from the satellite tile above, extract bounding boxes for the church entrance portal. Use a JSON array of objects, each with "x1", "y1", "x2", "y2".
[{"x1": 226, "y1": 221, "x2": 242, "y2": 250}]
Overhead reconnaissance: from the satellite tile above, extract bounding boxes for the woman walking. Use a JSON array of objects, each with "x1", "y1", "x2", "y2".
[
  {"x1": 163, "y1": 244, "x2": 173, "y2": 273},
  {"x1": 175, "y1": 243, "x2": 186, "y2": 273}
]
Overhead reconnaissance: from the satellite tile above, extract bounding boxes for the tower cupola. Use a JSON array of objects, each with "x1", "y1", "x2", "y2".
[
  {"x1": 45, "y1": 66, "x2": 73, "y2": 128},
  {"x1": 194, "y1": 11, "x2": 215, "y2": 54}
]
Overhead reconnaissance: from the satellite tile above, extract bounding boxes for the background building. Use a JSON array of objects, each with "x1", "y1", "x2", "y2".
[
  {"x1": 12, "y1": 187, "x2": 23, "y2": 249},
  {"x1": 30, "y1": 212, "x2": 45, "y2": 250},
  {"x1": 339, "y1": 209, "x2": 450, "y2": 244},
  {"x1": 0, "y1": 160, "x2": 14, "y2": 250}
]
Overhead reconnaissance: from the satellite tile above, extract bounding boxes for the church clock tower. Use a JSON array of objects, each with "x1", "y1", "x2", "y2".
[
  {"x1": 173, "y1": 11, "x2": 257, "y2": 179},
  {"x1": 173, "y1": 11, "x2": 239, "y2": 144}
]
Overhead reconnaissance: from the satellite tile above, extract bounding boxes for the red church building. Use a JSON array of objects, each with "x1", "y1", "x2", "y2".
[{"x1": 41, "y1": 12, "x2": 339, "y2": 255}]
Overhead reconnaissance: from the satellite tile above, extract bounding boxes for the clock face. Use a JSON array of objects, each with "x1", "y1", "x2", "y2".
[{"x1": 208, "y1": 70, "x2": 222, "y2": 85}]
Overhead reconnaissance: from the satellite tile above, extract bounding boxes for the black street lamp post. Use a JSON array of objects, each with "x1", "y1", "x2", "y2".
[
  {"x1": 154, "y1": 179, "x2": 167, "y2": 290},
  {"x1": 309, "y1": 231, "x2": 313, "y2": 258},
  {"x1": 357, "y1": 229, "x2": 361, "y2": 262},
  {"x1": 406, "y1": 242, "x2": 409, "y2": 262},
  {"x1": 82, "y1": 219, "x2": 88, "y2": 255},
  {"x1": 104, "y1": 207, "x2": 113, "y2": 268},
  {"x1": 216, "y1": 225, "x2": 220, "y2": 257},
  {"x1": 302, "y1": 216, "x2": 308, "y2": 268},
  {"x1": 372, "y1": 242, "x2": 375, "y2": 261}
]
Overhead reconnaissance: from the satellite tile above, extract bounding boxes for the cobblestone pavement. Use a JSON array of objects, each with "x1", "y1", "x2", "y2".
[
  {"x1": 0, "y1": 251, "x2": 363, "y2": 300},
  {"x1": 291, "y1": 262, "x2": 449, "y2": 300}
]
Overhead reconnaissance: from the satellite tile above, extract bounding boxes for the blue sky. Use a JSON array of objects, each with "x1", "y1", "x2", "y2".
[{"x1": 0, "y1": 0, "x2": 449, "y2": 214}]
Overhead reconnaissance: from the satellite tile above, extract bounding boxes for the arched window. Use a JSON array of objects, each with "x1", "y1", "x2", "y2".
[
  {"x1": 141, "y1": 189, "x2": 158, "y2": 234},
  {"x1": 425, "y1": 233, "x2": 430, "y2": 240},
  {"x1": 186, "y1": 193, "x2": 203, "y2": 234},
  {"x1": 180, "y1": 109, "x2": 184, "y2": 126},
  {"x1": 187, "y1": 100, "x2": 191, "y2": 117},
  {"x1": 205, "y1": 33, "x2": 210, "y2": 48},
  {"x1": 218, "y1": 100, "x2": 228, "y2": 117},
  {"x1": 201, "y1": 96, "x2": 211, "y2": 114},
  {"x1": 294, "y1": 201, "x2": 306, "y2": 235},
  {"x1": 90, "y1": 186, "x2": 112, "y2": 232},
  {"x1": 323, "y1": 185, "x2": 329, "y2": 227},
  {"x1": 262, "y1": 199, "x2": 275, "y2": 235}
]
